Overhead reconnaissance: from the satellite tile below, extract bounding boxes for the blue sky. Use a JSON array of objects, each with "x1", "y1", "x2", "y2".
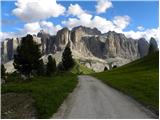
[{"x1": 0, "y1": 0, "x2": 159, "y2": 40}]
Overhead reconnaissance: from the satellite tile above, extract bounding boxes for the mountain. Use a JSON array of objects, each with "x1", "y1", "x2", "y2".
[{"x1": 1, "y1": 26, "x2": 158, "y2": 72}]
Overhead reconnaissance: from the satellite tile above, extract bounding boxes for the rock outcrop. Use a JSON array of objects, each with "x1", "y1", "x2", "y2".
[
  {"x1": 1, "y1": 26, "x2": 157, "y2": 72},
  {"x1": 138, "y1": 38, "x2": 149, "y2": 57},
  {"x1": 149, "y1": 37, "x2": 158, "y2": 52}
]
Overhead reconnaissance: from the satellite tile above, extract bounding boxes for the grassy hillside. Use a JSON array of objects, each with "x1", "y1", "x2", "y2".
[
  {"x1": 2, "y1": 73, "x2": 78, "y2": 118},
  {"x1": 92, "y1": 51, "x2": 159, "y2": 113},
  {"x1": 70, "y1": 60, "x2": 94, "y2": 74}
]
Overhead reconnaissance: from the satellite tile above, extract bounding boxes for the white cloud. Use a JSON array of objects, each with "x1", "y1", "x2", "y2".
[
  {"x1": 91, "y1": 16, "x2": 115, "y2": 33},
  {"x1": 63, "y1": 15, "x2": 126, "y2": 33},
  {"x1": 63, "y1": 4, "x2": 131, "y2": 33},
  {"x1": 0, "y1": 32, "x2": 18, "y2": 41},
  {"x1": 22, "y1": 21, "x2": 62, "y2": 35},
  {"x1": 40, "y1": 21, "x2": 62, "y2": 35},
  {"x1": 113, "y1": 15, "x2": 130, "y2": 30},
  {"x1": 23, "y1": 22, "x2": 41, "y2": 34},
  {"x1": 67, "y1": 4, "x2": 93, "y2": 23},
  {"x1": 12, "y1": 0, "x2": 66, "y2": 22},
  {"x1": 96, "y1": 0, "x2": 112, "y2": 14},
  {"x1": 137, "y1": 26, "x2": 145, "y2": 31},
  {"x1": 63, "y1": 12, "x2": 130, "y2": 33},
  {"x1": 68, "y1": 4, "x2": 85, "y2": 16},
  {"x1": 63, "y1": 4, "x2": 93, "y2": 28},
  {"x1": 0, "y1": 21, "x2": 62, "y2": 41},
  {"x1": 2, "y1": 1, "x2": 159, "y2": 45},
  {"x1": 123, "y1": 28, "x2": 160, "y2": 41}
]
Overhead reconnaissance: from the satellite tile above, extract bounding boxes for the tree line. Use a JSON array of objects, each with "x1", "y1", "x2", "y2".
[{"x1": 1, "y1": 34, "x2": 74, "y2": 80}]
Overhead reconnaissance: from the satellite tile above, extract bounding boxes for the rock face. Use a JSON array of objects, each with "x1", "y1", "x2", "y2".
[
  {"x1": 138, "y1": 38, "x2": 149, "y2": 57},
  {"x1": 149, "y1": 37, "x2": 158, "y2": 52},
  {"x1": 56, "y1": 28, "x2": 70, "y2": 50},
  {"x1": 1, "y1": 26, "x2": 157, "y2": 72}
]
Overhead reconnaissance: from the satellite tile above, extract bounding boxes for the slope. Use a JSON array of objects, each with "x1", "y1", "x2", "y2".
[
  {"x1": 92, "y1": 51, "x2": 159, "y2": 114},
  {"x1": 70, "y1": 59, "x2": 95, "y2": 74}
]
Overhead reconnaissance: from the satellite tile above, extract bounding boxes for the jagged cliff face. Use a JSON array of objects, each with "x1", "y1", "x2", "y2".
[
  {"x1": 1, "y1": 38, "x2": 20, "y2": 63},
  {"x1": 1, "y1": 26, "x2": 157, "y2": 72}
]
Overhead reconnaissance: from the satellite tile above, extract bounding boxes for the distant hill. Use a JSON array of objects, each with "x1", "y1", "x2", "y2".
[{"x1": 92, "y1": 51, "x2": 159, "y2": 115}]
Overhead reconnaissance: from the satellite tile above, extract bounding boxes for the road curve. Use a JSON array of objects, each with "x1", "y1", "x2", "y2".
[{"x1": 52, "y1": 75, "x2": 156, "y2": 119}]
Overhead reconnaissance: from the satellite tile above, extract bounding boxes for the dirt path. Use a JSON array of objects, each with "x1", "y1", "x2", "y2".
[{"x1": 52, "y1": 75, "x2": 156, "y2": 119}]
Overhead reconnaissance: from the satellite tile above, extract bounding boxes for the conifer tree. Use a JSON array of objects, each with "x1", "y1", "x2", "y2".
[
  {"x1": 62, "y1": 46, "x2": 74, "y2": 70},
  {"x1": 13, "y1": 34, "x2": 42, "y2": 78},
  {"x1": 1, "y1": 64, "x2": 6, "y2": 79},
  {"x1": 46, "y1": 55, "x2": 56, "y2": 75}
]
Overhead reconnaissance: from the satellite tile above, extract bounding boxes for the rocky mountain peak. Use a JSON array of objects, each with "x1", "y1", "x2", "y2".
[
  {"x1": 56, "y1": 27, "x2": 70, "y2": 50},
  {"x1": 72, "y1": 26, "x2": 101, "y2": 35},
  {"x1": 149, "y1": 37, "x2": 158, "y2": 52},
  {"x1": 138, "y1": 38, "x2": 149, "y2": 57},
  {"x1": 1, "y1": 26, "x2": 158, "y2": 72}
]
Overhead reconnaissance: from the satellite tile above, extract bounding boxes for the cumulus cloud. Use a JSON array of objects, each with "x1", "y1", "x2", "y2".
[
  {"x1": 22, "y1": 21, "x2": 62, "y2": 35},
  {"x1": 123, "y1": 28, "x2": 160, "y2": 41},
  {"x1": 63, "y1": 15, "x2": 130, "y2": 33},
  {"x1": 0, "y1": 21, "x2": 62, "y2": 41},
  {"x1": 67, "y1": 4, "x2": 93, "y2": 24},
  {"x1": 63, "y1": 5, "x2": 130, "y2": 33},
  {"x1": 62, "y1": 15, "x2": 114, "y2": 33},
  {"x1": 0, "y1": 32, "x2": 18, "y2": 41},
  {"x1": 2, "y1": 0, "x2": 159, "y2": 44},
  {"x1": 68, "y1": 4, "x2": 85, "y2": 16},
  {"x1": 137, "y1": 26, "x2": 145, "y2": 31},
  {"x1": 113, "y1": 15, "x2": 130, "y2": 30},
  {"x1": 23, "y1": 22, "x2": 41, "y2": 34},
  {"x1": 96, "y1": 0, "x2": 112, "y2": 14},
  {"x1": 12, "y1": 0, "x2": 65, "y2": 22}
]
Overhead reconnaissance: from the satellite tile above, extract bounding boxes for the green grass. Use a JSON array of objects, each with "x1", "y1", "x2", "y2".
[
  {"x1": 92, "y1": 51, "x2": 159, "y2": 113},
  {"x1": 70, "y1": 60, "x2": 94, "y2": 74},
  {"x1": 2, "y1": 73, "x2": 78, "y2": 118}
]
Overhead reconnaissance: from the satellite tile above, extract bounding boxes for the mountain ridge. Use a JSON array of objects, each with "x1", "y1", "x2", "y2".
[{"x1": 1, "y1": 26, "x2": 158, "y2": 72}]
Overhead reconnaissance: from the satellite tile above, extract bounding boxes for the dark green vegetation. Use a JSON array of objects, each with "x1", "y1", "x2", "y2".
[
  {"x1": 13, "y1": 34, "x2": 42, "y2": 78},
  {"x1": 92, "y1": 51, "x2": 159, "y2": 114},
  {"x1": 70, "y1": 60, "x2": 94, "y2": 74},
  {"x1": 62, "y1": 46, "x2": 75, "y2": 70},
  {"x1": 2, "y1": 35, "x2": 79, "y2": 118},
  {"x1": 2, "y1": 73, "x2": 78, "y2": 118},
  {"x1": 46, "y1": 55, "x2": 56, "y2": 75},
  {"x1": 1, "y1": 64, "x2": 6, "y2": 79}
]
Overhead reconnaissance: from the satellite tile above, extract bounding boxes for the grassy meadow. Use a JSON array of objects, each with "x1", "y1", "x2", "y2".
[{"x1": 92, "y1": 51, "x2": 159, "y2": 113}]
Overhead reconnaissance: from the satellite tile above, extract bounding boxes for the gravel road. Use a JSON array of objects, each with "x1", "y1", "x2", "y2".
[{"x1": 52, "y1": 75, "x2": 156, "y2": 119}]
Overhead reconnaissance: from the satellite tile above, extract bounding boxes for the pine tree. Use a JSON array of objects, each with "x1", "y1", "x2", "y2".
[
  {"x1": 46, "y1": 55, "x2": 56, "y2": 75},
  {"x1": 62, "y1": 46, "x2": 74, "y2": 71},
  {"x1": 13, "y1": 34, "x2": 42, "y2": 78},
  {"x1": 1, "y1": 64, "x2": 6, "y2": 79},
  {"x1": 57, "y1": 62, "x2": 64, "y2": 72},
  {"x1": 37, "y1": 59, "x2": 45, "y2": 76}
]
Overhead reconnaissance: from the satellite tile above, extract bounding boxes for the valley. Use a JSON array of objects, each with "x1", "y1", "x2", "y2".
[{"x1": 1, "y1": 0, "x2": 159, "y2": 119}]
